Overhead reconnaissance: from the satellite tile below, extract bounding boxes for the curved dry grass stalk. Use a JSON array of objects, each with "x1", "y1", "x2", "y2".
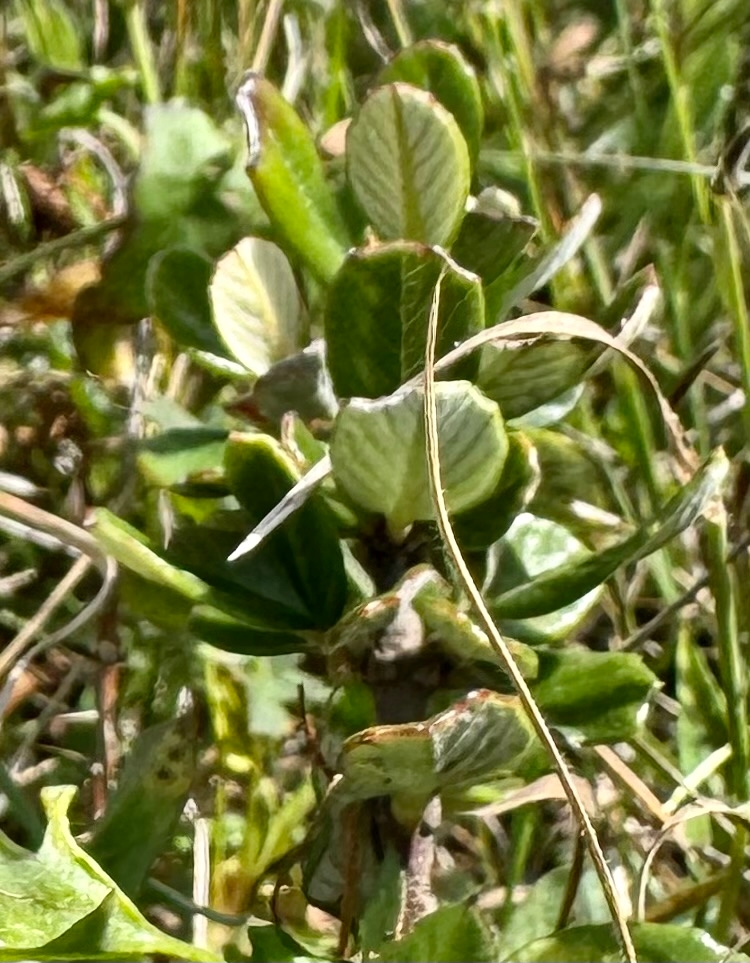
[
  {"x1": 0, "y1": 491, "x2": 118, "y2": 700},
  {"x1": 422, "y1": 270, "x2": 637, "y2": 963}
]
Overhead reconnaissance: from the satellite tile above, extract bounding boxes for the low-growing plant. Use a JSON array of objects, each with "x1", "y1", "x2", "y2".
[{"x1": 3, "y1": 3, "x2": 750, "y2": 962}]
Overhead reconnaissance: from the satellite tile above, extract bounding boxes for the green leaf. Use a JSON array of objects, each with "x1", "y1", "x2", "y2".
[
  {"x1": 676, "y1": 632, "x2": 728, "y2": 775},
  {"x1": 147, "y1": 248, "x2": 227, "y2": 355},
  {"x1": 347, "y1": 83, "x2": 470, "y2": 246},
  {"x1": 248, "y1": 923, "x2": 330, "y2": 962},
  {"x1": 378, "y1": 904, "x2": 495, "y2": 962},
  {"x1": 377, "y1": 40, "x2": 484, "y2": 165},
  {"x1": 490, "y1": 449, "x2": 728, "y2": 621},
  {"x1": 236, "y1": 73, "x2": 349, "y2": 283},
  {"x1": 327, "y1": 565, "x2": 537, "y2": 686},
  {"x1": 0, "y1": 786, "x2": 215, "y2": 961},
  {"x1": 325, "y1": 242, "x2": 484, "y2": 399},
  {"x1": 330, "y1": 381, "x2": 507, "y2": 530},
  {"x1": 454, "y1": 432, "x2": 540, "y2": 550},
  {"x1": 87, "y1": 717, "x2": 195, "y2": 896},
  {"x1": 532, "y1": 648, "x2": 656, "y2": 743},
  {"x1": 485, "y1": 513, "x2": 602, "y2": 642},
  {"x1": 248, "y1": 340, "x2": 339, "y2": 423},
  {"x1": 137, "y1": 427, "x2": 228, "y2": 488},
  {"x1": 92, "y1": 508, "x2": 309, "y2": 633},
  {"x1": 210, "y1": 237, "x2": 304, "y2": 376},
  {"x1": 225, "y1": 433, "x2": 348, "y2": 630},
  {"x1": 15, "y1": 0, "x2": 83, "y2": 69},
  {"x1": 509, "y1": 922, "x2": 750, "y2": 963},
  {"x1": 475, "y1": 338, "x2": 593, "y2": 420},
  {"x1": 359, "y1": 846, "x2": 403, "y2": 957},
  {"x1": 339, "y1": 689, "x2": 536, "y2": 805},
  {"x1": 526, "y1": 428, "x2": 618, "y2": 537},
  {"x1": 452, "y1": 198, "x2": 537, "y2": 286},
  {"x1": 188, "y1": 604, "x2": 307, "y2": 655}
]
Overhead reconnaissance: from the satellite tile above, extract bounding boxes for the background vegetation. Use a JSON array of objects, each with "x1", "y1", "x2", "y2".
[{"x1": 2, "y1": 1, "x2": 750, "y2": 960}]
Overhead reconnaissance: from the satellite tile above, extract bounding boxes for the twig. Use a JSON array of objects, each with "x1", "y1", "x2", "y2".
[{"x1": 422, "y1": 271, "x2": 637, "y2": 963}]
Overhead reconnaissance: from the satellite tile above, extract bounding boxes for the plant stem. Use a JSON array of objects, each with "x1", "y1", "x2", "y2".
[{"x1": 704, "y1": 511, "x2": 749, "y2": 939}]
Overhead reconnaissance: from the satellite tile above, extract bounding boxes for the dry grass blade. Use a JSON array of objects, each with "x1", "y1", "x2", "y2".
[
  {"x1": 0, "y1": 492, "x2": 118, "y2": 686},
  {"x1": 422, "y1": 272, "x2": 637, "y2": 963},
  {"x1": 411, "y1": 307, "x2": 696, "y2": 478},
  {"x1": 636, "y1": 800, "x2": 750, "y2": 921}
]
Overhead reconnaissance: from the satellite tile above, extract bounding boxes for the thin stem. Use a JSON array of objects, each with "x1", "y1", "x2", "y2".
[
  {"x1": 423, "y1": 272, "x2": 636, "y2": 963},
  {"x1": 704, "y1": 511, "x2": 749, "y2": 940},
  {"x1": 719, "y1": 201, "x2": 750, "y2": 441},
  {"x1": 124, "y1": 1, "x2": 161, "y2": 104},
  {"x1": 385, "y1": 0, "x2": 412, "y2": 48}
]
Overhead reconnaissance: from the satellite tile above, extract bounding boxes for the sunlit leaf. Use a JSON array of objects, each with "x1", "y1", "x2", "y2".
[
  {"x1": 509, "y1": 922, "x2": 750, "y2": 963},
  {"x1": 0, "y1": 786, "x2": 215, "y2": 961},
  {"x1": 330, "y1": 382, "x2": 507, "y2": 529},
  {"x1": 377, "y1": 40, "x2": 484, "y2": 164},
  {"x1": 347, "y1": 83, "x2": 470, "y2": 246},
  {"x1": 210, "y1": 237, "x2": 304, "y2": 376}
]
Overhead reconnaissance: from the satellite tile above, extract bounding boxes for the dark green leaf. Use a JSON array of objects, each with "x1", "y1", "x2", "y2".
[
  {"x1": 325, "y1": 242, "x2": 484, "y2": 399},
  {"x1": 454, "y1": 431, "x2": 540, "y2": 549},
  {"x1": 452, "y1": 197, "x2": 537, "y2": 286},
  {"x1": 532, "y1": 648, "x2": 656, "y2": 743},
  {"x1": 224, "y1": 433, "x2": 348, "y2": 629},
  {"x1": 87, "y1": 717, "x2": 195, "y2": 896},
  {"x1": 147, "y1": 247, "x2": 227, "y2": 355},
  {"x1": 248, "y1": 340, "x2": 339, "y2": 423}
]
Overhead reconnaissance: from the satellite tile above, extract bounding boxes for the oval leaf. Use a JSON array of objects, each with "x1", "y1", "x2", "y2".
[
  {"x1": 532, "y1": 648, "x2": 656, "y2": 744},
  {"x1": 347, "y1": 83, "x2": 470, "y2": 246},
  {"x1": 330, "y1": 382, "x2": 507, "y2": 529},
  {"x1": 210, "y1": 236, "x2": 303, "y2": 376},
  {"x1": 377, "y1": 40, "x2": 484, "y2": 164},
  {"x1": 340, "y1": 689, "x2": 535, "y2": 803},
  {"x1": 325, "y1": 242, "x2": 484, "y2": 399}
]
